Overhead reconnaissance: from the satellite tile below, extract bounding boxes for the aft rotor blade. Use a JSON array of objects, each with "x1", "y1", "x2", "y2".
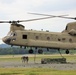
[
  {"x1": 54, "y1": 16, "x2": 76, "y2": 20},
  {"x1": 28, "y1": 12, "x2": 76, "y2": 20},
  {"x1": 28, "y1": 12, "x2": 68, "y2": 17}
]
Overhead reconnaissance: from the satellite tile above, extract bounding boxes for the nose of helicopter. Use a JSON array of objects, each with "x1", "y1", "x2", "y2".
[{"x1": 2, "y1": 37, "x2": 11, "y2": 44}]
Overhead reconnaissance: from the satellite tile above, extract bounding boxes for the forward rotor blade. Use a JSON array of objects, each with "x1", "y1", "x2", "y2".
[
  {"x1": 28, "y1": 12, "x2": 76, "y2": 20},
  {"x1": 0, "y1": 21, "x2": 16, "y2": 23},
  {"x1": 18, "y1": 16, "x2": 56, "y2": 22},
  {"x1": 0, "y1": 16, "x2": 58, "y2": 24},
  {"x1": 0, "y1": 21, "x2": 10, "y2": 23}
]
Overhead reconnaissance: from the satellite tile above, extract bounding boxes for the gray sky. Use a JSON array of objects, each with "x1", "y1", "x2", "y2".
[{"x1": 0, "y1": 0, "x2": 76, "y2": 44}]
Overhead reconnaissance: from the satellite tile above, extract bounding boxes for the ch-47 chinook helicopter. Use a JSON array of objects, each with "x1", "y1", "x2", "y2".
[{"x1": 1, "y1": 13, "x2": 76, "y2": 54}]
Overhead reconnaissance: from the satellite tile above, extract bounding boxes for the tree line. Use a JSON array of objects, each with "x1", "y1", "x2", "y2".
[{"x1": 0, "y1": 47, "x2": 75, "y2": 55}]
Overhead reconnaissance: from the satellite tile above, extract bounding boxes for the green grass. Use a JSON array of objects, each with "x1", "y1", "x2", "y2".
[
  {"x1": 0, "y1": 54, "x2": 76, "y2": 75},
  {"x1": 0, "y1": 54, "x2": 76, "y2": 62},
  {"x1": 0, "y1": 68, "x2": 75, "y2": 75}
]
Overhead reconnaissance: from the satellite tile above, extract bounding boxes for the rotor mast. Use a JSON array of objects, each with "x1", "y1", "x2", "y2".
[{"x1": 10, "y1": 23, "x2": 25, "y2": 31}]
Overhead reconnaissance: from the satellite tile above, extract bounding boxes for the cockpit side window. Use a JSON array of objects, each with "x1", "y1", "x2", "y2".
[
  {"x1": 65, "y1": 26, "x2": 68, "y2": 30},
  {"x1": 13, "y1": 33, "x2": 17, "y2": 36},
  {"x1": 7, "y1": 32, "x2": 17, "y2": 36},
  {"x1": 11, "y1": 32, "x2": 17, "y2": 36}
]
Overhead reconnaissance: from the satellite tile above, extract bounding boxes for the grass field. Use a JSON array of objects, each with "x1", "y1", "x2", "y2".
[
  {"x1": 0, "y1": 68, "x2": 76, "y2": 75},
  {"x1": 0, "y1": 54, "x2": 76, "y2": 75},
  {"x1": 0, "y1": 54, "x2": 76, "y2": 62}
]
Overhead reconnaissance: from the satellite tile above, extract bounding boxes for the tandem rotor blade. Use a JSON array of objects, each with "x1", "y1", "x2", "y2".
[
  {"x1": 0, "y1": 13, "x2": 75, "y2": 24},
  {"x1": 0, "y1": 21, "x2": 10, "y2": 23},
  {"x1": 19, "y1": 13, "x2": 69, "y2": 22},
  {"x1": 18, "y1": 16, "x2": 56, "y2": 22},
  {"x1": 28, "y1": 12, "x2": 68, "y2": 17},
  {"x1": 0, "y1": 21, "x2": 19, "y2": 23},
  {"x1": 0, "y1": 16, "x2": 57, "y2": 24},
  {"x1": 28, "y1": 12, "x2": 76, "y2": 20}
]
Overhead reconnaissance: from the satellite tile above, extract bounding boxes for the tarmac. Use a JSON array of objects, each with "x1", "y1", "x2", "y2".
[{"x1": 0, "y1": 61, "x2": 76, "y2": 70}]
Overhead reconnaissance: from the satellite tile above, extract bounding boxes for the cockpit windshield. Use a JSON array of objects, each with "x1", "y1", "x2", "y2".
[
  {"x1": 65, "y1": 26, "x2": 68, "y2": 30},
  {"x1": 7, "y1": 31, "x2": 17, "y2": 36}
]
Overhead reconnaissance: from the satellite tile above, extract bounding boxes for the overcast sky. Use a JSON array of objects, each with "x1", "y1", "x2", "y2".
[{"x1": 0, "y1": 0, "x2": 76, "y2": 44}]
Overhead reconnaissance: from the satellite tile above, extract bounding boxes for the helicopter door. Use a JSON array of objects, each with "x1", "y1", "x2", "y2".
[{"x1": 19, "y1": 34, "x2": 29, "y2": 46}]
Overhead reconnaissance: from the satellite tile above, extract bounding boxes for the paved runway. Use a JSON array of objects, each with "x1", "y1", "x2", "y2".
[{"x1": 0, "y1": 61, "x2": 76, "y2": 70}]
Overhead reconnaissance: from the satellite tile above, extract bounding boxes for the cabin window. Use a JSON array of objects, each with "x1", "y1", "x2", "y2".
[
  {"x1": 36, "y1": 36, "x2": 39, "y2": 39},
  {"x1": 69, "y1": 39, "x2": 72, "y2": 42},
  {"x1": 47, "y1": 37, "x2": 50, "y2": 40},
  {"x1": 23, "y1": 35, "x2": 27, "y2": 39},
  {"x1": 58, "y1": 38, "x2": 61, "y2": 41}
]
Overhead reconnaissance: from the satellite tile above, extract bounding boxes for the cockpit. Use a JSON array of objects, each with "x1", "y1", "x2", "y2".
[
  {"x1": 7, "y1": 31, "x2": 17, "y2": 37},
  {"x1": 2, "y1": 31, "x2": 17, "y2": 45}
]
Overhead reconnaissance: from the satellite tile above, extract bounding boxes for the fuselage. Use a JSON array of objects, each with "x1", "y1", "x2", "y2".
[{"x1": 2, "y1": 29, "x2": 76, "y2": 50}]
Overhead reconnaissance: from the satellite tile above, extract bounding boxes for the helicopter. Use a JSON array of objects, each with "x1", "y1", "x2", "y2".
[{"x1": 1, "y1": 13, "x2": 76, "y2": 54}]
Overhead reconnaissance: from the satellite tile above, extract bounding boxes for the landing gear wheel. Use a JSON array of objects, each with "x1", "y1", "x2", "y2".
[
  {"x1": 66, "y1": 50, "x2": 69, "y2": 54},
  {"x1": 29, "y1": 49, "x2": 33, "y2": 54},
  {"x1": 38, "y1": 49, "x2": 43, "y2": 54}
]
